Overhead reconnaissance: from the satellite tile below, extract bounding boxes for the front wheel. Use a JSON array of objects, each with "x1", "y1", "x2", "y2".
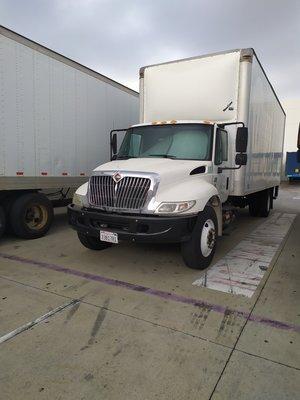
[
  {"x1": 181, "y1": 206, "x2": 218, "y2": 269},
  {"x1": 77, "y1": 232, "x2": 112, "y2": 250}
]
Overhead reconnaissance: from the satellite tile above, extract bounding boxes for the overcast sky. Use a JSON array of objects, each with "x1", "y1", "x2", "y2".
[{"x1": 1, "y1": 0, "x2": 299, "y2": 100}]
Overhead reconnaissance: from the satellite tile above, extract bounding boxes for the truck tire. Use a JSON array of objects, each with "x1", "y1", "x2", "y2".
[
  {"x1": 0, "y1": 205, "x2": 5, "y2": 238},
  {"x1": 249, "y1": 189, "x2": 271, "y2": 218},
  {"x1": 181, "y1": 206, "x2": 217, "y2": 269},
  {"x1": 77, "y1": 232, "x2": 112, "y2": 250},
  {"x1": 9, "y1": 193, "x2": 54, "y2": 239}
]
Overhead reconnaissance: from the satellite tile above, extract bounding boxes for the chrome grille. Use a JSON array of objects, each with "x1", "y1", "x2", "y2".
[{"x1": 88, "y1": 175, "x2": 151, "y2": 210}]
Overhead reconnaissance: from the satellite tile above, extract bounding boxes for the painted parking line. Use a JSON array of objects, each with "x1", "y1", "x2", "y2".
[
  {"x1": 0, "y1": 251, "x2": 299, "y2": 334},
  {"x1": 193, "y1": 213, "x2": 296, "y2": 297},
  {"x1": 0, "y1": 299, "x2": 78, "y2": 344}
]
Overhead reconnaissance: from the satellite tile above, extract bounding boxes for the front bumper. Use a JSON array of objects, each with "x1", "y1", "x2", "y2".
[{"x1": 68, "y1": 204, "x2": 197, "y2": 243}]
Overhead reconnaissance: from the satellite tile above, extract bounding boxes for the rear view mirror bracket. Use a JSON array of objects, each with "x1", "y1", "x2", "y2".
[{"x1": 218, "y1": 125, "x2": 248, "y2": 172}]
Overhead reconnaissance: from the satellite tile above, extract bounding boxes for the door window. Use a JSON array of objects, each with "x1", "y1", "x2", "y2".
[{"x1": 215, "y1": 129, "x2": 228, "y2": 165}]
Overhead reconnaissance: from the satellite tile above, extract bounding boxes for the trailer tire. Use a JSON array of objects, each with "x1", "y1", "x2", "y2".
[
  {"x1": 0, "y1": 206, "x2": 6, "y2": 238},
  {"x1": 77, "y1": 232, "x2": 112, "y2": 250},
  {"x1": 249, "y1": 189, "x2": 271, "y2": 218},
  {"x1": 9, "y1": 193, "x2": 54, "y2": 239},
  {"x1": 181, "y1": 206, "x2": 217, "y2": 269}
]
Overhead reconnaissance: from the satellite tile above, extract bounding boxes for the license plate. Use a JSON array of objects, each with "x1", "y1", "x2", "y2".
[{"x1": 100, "y1": 230, "x2": 118, "y2": 244}]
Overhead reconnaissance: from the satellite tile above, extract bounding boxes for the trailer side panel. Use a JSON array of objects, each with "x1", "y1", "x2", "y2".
[
  {"x1": 0, "y1": 32, "x2": 139, "y2": 189},
  {"x1": 244, "y1": 55, "x2": 285, "y2": 194}
]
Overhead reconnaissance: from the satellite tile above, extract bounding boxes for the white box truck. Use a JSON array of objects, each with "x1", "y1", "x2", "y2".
[
  {"x1": 68, "y1": 49, "x2": 286, "y2": 269},
  {"x1": 0, "y1": 25, "x2": 139, "y2": 239}
]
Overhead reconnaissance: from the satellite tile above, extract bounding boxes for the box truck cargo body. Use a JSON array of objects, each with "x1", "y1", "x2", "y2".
[
  {"x1": 140, "y1": 49, "x2": 285, "y2": 196},
  {"x1": 68, "y1": 49, "x2": 286, "y2": 269},
  {"x1": 0, "y1": 25, "x2": 139, "y2": 239}
]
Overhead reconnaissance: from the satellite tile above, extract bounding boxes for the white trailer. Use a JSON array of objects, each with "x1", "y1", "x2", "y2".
[
  {"x1": 69, "y1": 49, "x2": 286, "y2": 269},
  {"x1": 0, "y1": 25, "x2": 139, "y2": 239}
]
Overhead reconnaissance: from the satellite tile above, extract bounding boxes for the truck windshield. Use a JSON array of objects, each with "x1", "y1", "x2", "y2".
[{"x1": 117, "y1": 124, "x2": 213, "y2": 160}]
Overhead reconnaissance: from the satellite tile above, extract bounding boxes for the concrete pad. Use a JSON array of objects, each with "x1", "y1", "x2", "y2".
[
  {"x1": 236, "y1": 214, "x2": 300, "y2": 368},
  {"x1": 0, "y1": 301, "x2": 230, "y2": 400},
  {"x1": 211, "y1": 350, "x2": 300, "y2": 400},
  {"x1": 0, "y1": 278, "x2": 66, "y2": 336},
  {"x1": 0, "y1": 256, "x2": 247, "y2": 348},
  {"x1": 0, "y1": 210, "x2": 296, "y2": 349}
]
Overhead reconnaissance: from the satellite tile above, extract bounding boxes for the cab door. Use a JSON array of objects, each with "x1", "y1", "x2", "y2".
[{"x1": 214, "y1": 128, "x2": 230, "y2": 203}]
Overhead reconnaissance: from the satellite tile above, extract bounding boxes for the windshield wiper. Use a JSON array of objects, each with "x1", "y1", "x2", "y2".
[{"x1": 147, "y1": 154, "x2": 177, "y2": 159}]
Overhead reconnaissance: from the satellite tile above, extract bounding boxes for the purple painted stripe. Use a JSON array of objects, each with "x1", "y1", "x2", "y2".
[{"x1": 0, "y1": 252, "x2": 299, "y2": 334}]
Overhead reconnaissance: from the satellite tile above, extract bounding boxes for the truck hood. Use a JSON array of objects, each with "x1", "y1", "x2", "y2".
[{"x1": 94, "y1": 158, "x2": 209, "y2": 184}]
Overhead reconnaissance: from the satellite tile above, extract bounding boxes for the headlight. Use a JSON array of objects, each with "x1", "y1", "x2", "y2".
[
  {"x1": 155, "y1": 200, "x2": 196, "y2": 214},
  {"x1": 73, "y1": 193, "x2": 83, "y2": 207}
]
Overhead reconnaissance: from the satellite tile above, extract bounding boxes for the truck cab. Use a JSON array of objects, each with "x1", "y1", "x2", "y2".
[{"x1": 68, "y1": 120, "x2": 247, "y2": 269}]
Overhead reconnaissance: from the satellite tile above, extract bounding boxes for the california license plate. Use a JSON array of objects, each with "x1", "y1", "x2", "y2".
[{"x1": 100, "y1": 230, "x2": 118, "y2": 244}]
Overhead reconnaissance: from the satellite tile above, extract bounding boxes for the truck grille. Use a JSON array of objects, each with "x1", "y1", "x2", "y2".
[{"x1": 88, "y1": 175, "x2": 151, "y2": 210}]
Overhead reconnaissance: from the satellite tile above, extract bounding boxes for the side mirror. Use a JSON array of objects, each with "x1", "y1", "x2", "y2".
[
  {"x1": 236, "y1": 127, "x2": 248, "y2": 153},
  {"x1": 111, "y1": 133, "x2": 117, "y2": 158},
  {"x1": 297, "y1": 150, "x2": 300, "y2": 164},
  {"x1": 235, "y1": 153, "x2": 247, "y2": 166}
]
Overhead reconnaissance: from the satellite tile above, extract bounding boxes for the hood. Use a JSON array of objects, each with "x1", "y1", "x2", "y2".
[{"x1": 94, "y1": 158, "x2": 210, "y2": 188}]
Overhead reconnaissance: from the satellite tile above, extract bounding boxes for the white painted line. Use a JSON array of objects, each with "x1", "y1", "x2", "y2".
[
  {"x1": 0, "y1": 299, "x2": 79, "y2": 345},
  {"x1": 193, "y1": 212, "x2": 296, "y2": 298}
]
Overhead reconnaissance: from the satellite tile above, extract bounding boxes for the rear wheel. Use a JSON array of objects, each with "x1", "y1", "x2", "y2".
[
  {"x1": 9, "y1": 193, "x2": 54, "y2": 239},
  {"x1": 0, "y1": 205, "x2": 6, "y2": 238},
  {"x1": 181, "y1": 206, "x2": 217, "y2": 269},
  {"x1": 249, "y1": 189, "x2": 271, "y2": 217},
  {"x1": 77, "y1": 232, "x2": 112, "y2": 250}
]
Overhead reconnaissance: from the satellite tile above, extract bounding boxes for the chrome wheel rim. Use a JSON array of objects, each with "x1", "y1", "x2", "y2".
[{"x1": 200, "y1": 219, "x2": 216, "y2": 257}]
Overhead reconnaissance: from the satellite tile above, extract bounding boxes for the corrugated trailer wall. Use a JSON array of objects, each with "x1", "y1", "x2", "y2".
[
  {"x1": 245, "y1": 55, "x2": 285, "y2": 194},
  {"x1": 0, "y1": 29, "x2": 139, "y2": 183}
]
